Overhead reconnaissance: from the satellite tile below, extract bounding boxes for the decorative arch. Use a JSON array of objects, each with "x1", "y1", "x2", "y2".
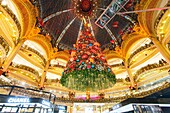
[
  {"x1": 121, "y1": 32, "x2": 148, "y2": 60},
  {"x1": 27, "y1": 34, "x2": 52, "y2": 59}
]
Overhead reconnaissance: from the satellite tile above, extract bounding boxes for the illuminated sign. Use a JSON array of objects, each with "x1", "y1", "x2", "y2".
[
  {"x1": 58, "y1": 105, "x2": 66, "y2": 110},
  {"x1": 8, "y1": 98, "x2": 30, "y2": 103},
  {"x1": 42, "y1": 100, "x2": 50, "y2": 107},
  {"x1": 112, "y1": 104, "x2": 121, "y2": 110}
]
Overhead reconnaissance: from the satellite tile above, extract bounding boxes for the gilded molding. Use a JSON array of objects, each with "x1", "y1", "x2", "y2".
[
  {"x1": 104, "y1": 50, "x2": 123, "y2": 60},
  {"x1": 20, "y1": 46, "x2": 46, "y2": 66},
  {"x1": 137, "y1": 0, "x2": 166, "y2": 36},
  {"x1": 121, "y1": 32, "x2": 148, "y2": 60},
  {"x1": 27, "y1": 33, "x2": 52, "y2": 59},
  {"x1": 0, "y1": 36, "x2": 10, "y2": 55},
  {"x1": 51, "y1": 50, "x2": 70, "y2": 61},
  {"x1": 0, "y1": 4, "x2": 21, "y2": 41},
  {"x1": 11, "y1": 0, "x2": 37, "y2": 37}
]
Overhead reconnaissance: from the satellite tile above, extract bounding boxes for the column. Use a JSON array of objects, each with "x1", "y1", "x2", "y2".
[
  {"x1": 39, "y1": 60, "x2": 50, "y2": 88},
  {"x1": 100, "y1": 106, "x2": 102, "y2": 113},
  {"x1": 124, "y1": 61, "x2": 135, "y2": 88},
  {"x1": 1, "y1": 39, "x2": 26, "y2": 72},
  {"x1": 68, "y1": 106, "x2": 73, "y2": 113},
  {"x1": 150, "y1": 36, "x2": 170, "y2": 64}
]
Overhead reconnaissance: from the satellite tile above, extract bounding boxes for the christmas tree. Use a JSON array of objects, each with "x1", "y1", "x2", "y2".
[{"x1": 60, "y1": 23, "x2": 116, "y2": 92}]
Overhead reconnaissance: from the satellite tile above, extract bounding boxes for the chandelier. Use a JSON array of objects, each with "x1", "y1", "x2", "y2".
[{"x1": 60, "y1": 22, "x2": 116, "y2": 92}]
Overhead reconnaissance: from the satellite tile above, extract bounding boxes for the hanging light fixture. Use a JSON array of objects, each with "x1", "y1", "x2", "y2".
[
  {"x1": 73, "y1": 0, "x2": 98, "y2": 19},
  {"x1": 60, "y1": 21, "x2": 116, "y2": 92}
]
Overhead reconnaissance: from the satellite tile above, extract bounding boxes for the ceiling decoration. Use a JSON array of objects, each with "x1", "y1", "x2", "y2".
[
  {"x1": 73, "y1": 0, "x2": 98, "y2": 18},
  {"x1": 60, "y1": 22, "x2": 116, "y2": 92},
  {"x1": 37, "y1": 0, "x2": 138, "y2": 49}
]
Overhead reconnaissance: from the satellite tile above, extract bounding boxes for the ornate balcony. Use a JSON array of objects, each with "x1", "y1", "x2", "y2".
[
  {"x1": 128, "y1": 42, "x2": 154, "y2": 64},
  {"x1": 21, "y1": 45, "x2": 47, "y2": 66},
  {"x1": 0, "y1": 36, "x2": 10, "y2": 55}
]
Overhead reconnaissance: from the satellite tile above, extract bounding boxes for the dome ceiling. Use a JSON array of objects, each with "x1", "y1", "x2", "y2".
[{"x1": 37, "y1": 0, "x2": 138, "y2": 50}]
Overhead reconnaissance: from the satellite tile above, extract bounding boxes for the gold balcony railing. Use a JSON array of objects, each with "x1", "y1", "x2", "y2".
[
  {"x1": 134, "y1": 59, "x2": 168, "y2": 81},
  {"x1": 0, "y1": 0, "x2": 21, "y2": 41},
  {"x1": 128, "y1": 42, "x2": 154, "y2": 63},
  {"x1": 10, "y1": 62, "x2": 39, "y2": 77},
  {"x1": 21, "y1": 45, "x2": 46, "y2": 66},
  {"x1": 0, "y1": 36, "x2": 10, "y2": 55}
]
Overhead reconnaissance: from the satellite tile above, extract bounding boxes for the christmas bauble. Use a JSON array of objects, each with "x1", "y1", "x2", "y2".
[
  {"x1": 87, "y1": 65, "x2": 91, "y2": 69},
  {"x1": 100, "y1": 55, "x2": 105, "y2": 61},
  {"x1": 91, "y1": 49, "x2": 96, "y2": 53},
  {"x1": 110, "y1": 40, "x2": 114, "y2": 44},
  {"x1": 82, "y1": 54, "x2": 88, "y2": 59},
  {"x1": 94, "y1": 42, "x2": 100, "y2": 46},
  {"x1": 93, "y1": 46, "x2": 99, "y2": 50},
  {"x1": 89, "y1": 43, "x2": 93, "y2": 46},
  {"x1": 85, "y1": 51, "x2": 91, "y2": 55},
  {"x1": 91, "y1": 64, "x2": 95, "y2": 68},
  {"x1": 108, "y1": 68, "x2": 111, "y2": 72}
]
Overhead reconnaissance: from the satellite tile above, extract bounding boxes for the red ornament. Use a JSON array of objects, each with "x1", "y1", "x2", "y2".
[
  {"x1": 69, "y1": 64, "x2": 75, "y2": 69},
  {"x1": 126, "y1": 3, "x2": 132, "y2": 8},
  {"x1": 73, "y1": 57, "x2": 77, "y2": 61},
  {"x1": 91, "y1": 49, "x2": 96, "y2": 53},
  {"x1": 110, "y1": 40, "x2": 115, "y2": 44},
  {"x1": 100, "y1": 55, "x2": 105, "y2": 61},
  {"x1": 79, "y1": 60, "x2": 83, "y2": 64},
  {"x1": 89, "y1": 46, "x2": 92, "y2": 49},
  {"x1": 86, "y1": 51, "x2": 91, "y2": 55},
  {"x1": 78, "y1": 44, "x2": 82, "y2": 48},
  {"x1": 38, "y1": 18, "x2": 44, "y2": 27},
  {"x1": 87, "y1": 65, "x2": 91, "y2": 69},
  {"x1": 118, "y1": 30, "x2": 123, "y2": 35},
  {"x1": 82, "y1": 54, "x2": 88, "y2": 59},
  {"x1": 112, "y1": 21, "x2": 119, "y2": 28},
  {"x1": 93, "y1": 46, "x2": 99, "y2": 50}
]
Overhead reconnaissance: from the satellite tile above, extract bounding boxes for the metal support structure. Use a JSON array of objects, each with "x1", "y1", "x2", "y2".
[
  {"x1": 95, "y1": 0, "x2": 129, "y2": 28},
  {"x1": 55, "y1": 17, "x2": 77, "y2": 47},
  {"x1": 104, "y1": 25, "x2": 118, "y2": 46},
  {"x1": 43, "y1": 9, "x2": 74, "y2": 23},
  {"x1": 117, "y1": 6, "x2": 170, "y2": 15},
  {"x1": 49, "y1": 93, "x2": 52, "y2": 102},
  {"x1": 8, "y1": 86, "x2": 14, "y2": 95}
]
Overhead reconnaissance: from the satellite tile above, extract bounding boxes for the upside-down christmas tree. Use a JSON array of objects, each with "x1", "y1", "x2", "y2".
[{"x1": 60, "y1": 22, "x2": 116, "y2": 92}]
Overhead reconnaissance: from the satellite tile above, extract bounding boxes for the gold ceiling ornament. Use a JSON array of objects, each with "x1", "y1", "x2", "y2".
[
  {"x1": 133, "y1": 25, "x2": 147, "y2": 35},
  {"x1": 72, "y1": 0, "x2": 98, "y2": 19},
  {"x1": 50, "y1": 49, "x2": 70, "y2": 61},
  {"x1": 50, "y1": 48, "x2": 59, "y2": 60},
  {"x1": 28, "y1": 27, "x2": 41, "y2": 38},
  {"x1": 115, "y1": 46, "x2": 124, "y2": 58}
]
